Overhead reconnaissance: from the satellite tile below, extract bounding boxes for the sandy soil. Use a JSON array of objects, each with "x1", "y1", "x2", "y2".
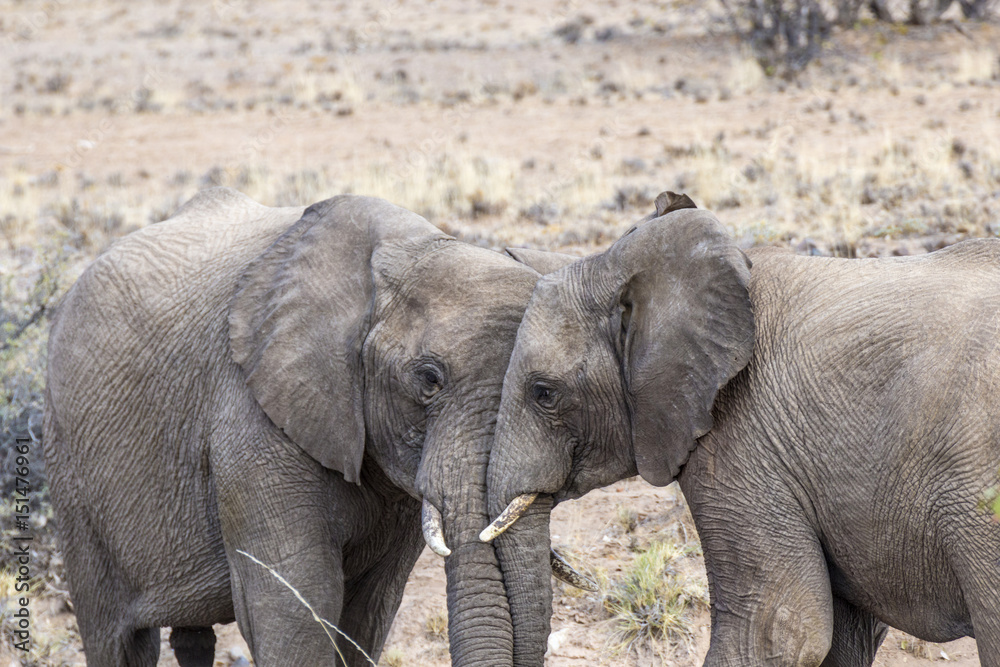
[{"x1": 2, "y1": 0, "x2": 998, "y2": 665}]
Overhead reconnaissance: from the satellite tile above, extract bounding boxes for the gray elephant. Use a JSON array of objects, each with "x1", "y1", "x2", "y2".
[
  {"x1": 481, "y1": 194, "x2": 1000, "y2": 665},
  {"x1": 43, "y1": 188, "x2": 587, "y2": 666}
]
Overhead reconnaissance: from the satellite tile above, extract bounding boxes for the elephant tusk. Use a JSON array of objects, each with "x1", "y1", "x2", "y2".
[
  {"x1": 479, "y1": 492, "x2": 538, "y2": 542},
  {"x1": 421, "y1": 498, "x2": 451, "y2": 557},
  {"x1": 550, "y1": 548, "x2": 598, "y2": 592}
]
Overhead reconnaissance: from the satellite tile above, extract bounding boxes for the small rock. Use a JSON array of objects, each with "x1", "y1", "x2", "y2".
[{"x1": 546, "y1": 628, "x2": 572, "y2": 656}]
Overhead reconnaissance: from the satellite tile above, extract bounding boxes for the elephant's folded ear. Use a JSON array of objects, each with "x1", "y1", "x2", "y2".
[
  {"x1": 652, "y1": 191, "x2": 697, "y2": 217},
  {"x1": 614, "y1": 208, "x2": 754, "y2": 486},
  {"x1": 505, "y1": 247, "x2": 580, "y2": 275},
  {"x1": 622, "y1": 192, "x2": 699, "y2": 237},
  {"x1": 229, "y1": 195, "x2": 443, "y2": 484}
]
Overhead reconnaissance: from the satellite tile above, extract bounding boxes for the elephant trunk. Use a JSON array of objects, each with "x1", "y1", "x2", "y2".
[
  {"x1": 486, "y1": 406, "x2": 567, "y2": 667},
  {"x1": 443, "y1": 492, "x2": 514, "y2": 666},
  {"x1": 421, "y1": 412, "x2": 514, "y2": 666},
  {"x1": 493, "y1": 496, "x2": 553, "y2": 667}
]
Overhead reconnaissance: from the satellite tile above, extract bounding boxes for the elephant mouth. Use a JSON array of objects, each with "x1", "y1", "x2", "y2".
[{"x1": 480, "y1": 492, "x2": 597, "y2": 592}]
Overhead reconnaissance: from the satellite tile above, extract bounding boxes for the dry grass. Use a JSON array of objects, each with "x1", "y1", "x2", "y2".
[
  {"x1": 616, "y1": 505, "x2": 639, "y2": 534},
  {"x1": 601, "y1": 538, "x2": 708, "y2": 660},
  {"x1": 7, "y1": 114, "x2": 995, "y2": 270},
  {"x1": 899, "y1": 636, "x2": 935, "y2": 658},
  {"x1": 380, "y1": 647, "x2": 405, "y2": 667},
  {"x1": 425, "y1": 608, "x2": 448, "y2": 642},
  {"x1": 955, "y1": 48, "x2": 1000, "y2": 84},
  {"x1": 727, "y1": 50, "x2": 767, "y2": 94}
]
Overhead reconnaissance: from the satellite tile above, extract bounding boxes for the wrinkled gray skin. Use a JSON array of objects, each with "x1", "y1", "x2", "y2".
[
  {"x1": 487, "y1": 205, "x2": 1000, "y2": 666},
  {"x1": 44, "y1": 188, "x2": 540, "y2": 667}
]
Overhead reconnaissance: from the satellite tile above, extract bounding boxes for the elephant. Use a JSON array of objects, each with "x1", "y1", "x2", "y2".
[
  {"x1": 481, "y1": 192, "x2": 1000, "y2": 665},
  {"x1": 43, "y1": 187, "x2": 589, "y2": 666}
]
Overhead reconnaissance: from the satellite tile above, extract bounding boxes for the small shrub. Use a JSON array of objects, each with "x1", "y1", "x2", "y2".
[
  {"x1": 900, "y1": 635, "x2": 934, "y2": 658},
  {"x1": 720, "y1": 0, "x2": 831, "y2": 76},
  {"x1": 616, "y1": 505, "x2": 639, "y2": 534},
  {"x1": 602, "y1": 539, "x2": 708, "y2": 658},
  {"x1": 425, "y1": 608, "x2": 447, "y2": 641},
  {"x1": 380, "y1": 647, "x2": 405, "y2": 667}
]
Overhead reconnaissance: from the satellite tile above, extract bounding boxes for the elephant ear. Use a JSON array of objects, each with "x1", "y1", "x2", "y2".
[
  {"x1": 505, "y1": 247, "x2": 580, "y2": 275},
  {"x1": 624, "y1": 191, "x2": 699, "y2": 235},
  {"x1": 611, "y1": 208, "x2": 754, "y2": 486},
  {"x1": 229, "y1": 195, "x2": 445, "y2": 483}
]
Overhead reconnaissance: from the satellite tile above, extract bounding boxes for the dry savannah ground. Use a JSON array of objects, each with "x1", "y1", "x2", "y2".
[{"x1": 1, "y1": 0, "x2": 999, "y2": 664}]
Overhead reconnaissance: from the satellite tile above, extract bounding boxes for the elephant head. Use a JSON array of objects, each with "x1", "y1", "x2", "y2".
[
  {"x1": 226, "y1": 194, "x2": 541, "y2": 664},
  {"x1": 481, "y1": 195, "x2": 755, "y2": 664}
]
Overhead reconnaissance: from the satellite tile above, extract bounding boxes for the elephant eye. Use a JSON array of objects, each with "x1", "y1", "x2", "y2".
[
  {"x1": 417, "y1": 366, "x2": 443, "y2": 398},
  {"x1": 531, "y1": 382, "x2": 556, "y2": 408}
]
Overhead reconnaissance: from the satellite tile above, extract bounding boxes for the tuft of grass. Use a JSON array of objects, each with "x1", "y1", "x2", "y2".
[
  {"x1": 380, "y1": 647, "x2": 405, "y2": 667},
  {"x1": 602, "y1": 539, "x2": 708, "y2": 658},
  {"x1": 727, "y1": 49, "x2": 765, "y2": 94},
  {"x1": 616, "y1": 505, "x2": 639, "y2": 534},
  {"x1": 425, "y1": 608, "x2": 447, "y2": 641},
  {"x1": 899, "y1": 635, "x2": 934, "y2": 658}
]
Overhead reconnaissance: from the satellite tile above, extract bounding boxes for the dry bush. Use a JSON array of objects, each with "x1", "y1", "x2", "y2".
[
  {"x1": 425, "y1": 608, "x2": 448, "y2": 641},
  {"x1": 720, "y1": 0, "x2": 832, "y2": 76},
  {"x1": 602, "y1": 539, "x2": 708, "y2": 660},
  {"x1": 899, "y1": 635, "x2": 935, "y2": 658},
  {"x1": 616, "y1": 505, "x2": 640, "y2": 534},
  {"x1": 380, "y1": 647, "x2": 405, "y2": 667}
]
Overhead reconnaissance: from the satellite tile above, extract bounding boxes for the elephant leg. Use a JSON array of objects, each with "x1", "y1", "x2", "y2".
[
  {"x1": 952, "y1": 535, "x2": 1000, "y2": 667},
  {"x1": 120, "y1": 627, "x2": 160, "y2": 666},
  {"x1": 820, "y1": 597, "x2": 887, "y2": 667},
  {"x1": 170, "y1": 626, "x2": 217, "y2": 667},
  {"x1": 336, "y1": 502, "x2": 424, "y2": 666},
  {"x1": 212, "y1": 444, "x2": 354, "y2": 667},
  {"x1": 683, "y1": 469, "x2": 833, "y2": 666},
  {"x1": 74, "y1": 598, "x2": 159, "y2": 667},
  {"x1": 57, "y1": 507, "x2": 160, "y2": 666},
  {"x1": 224, "y1": 517, "x2": 346, "y2": 666},
  {"x1": 698, "y1": 523, "x2": 834, "y2": 666}
]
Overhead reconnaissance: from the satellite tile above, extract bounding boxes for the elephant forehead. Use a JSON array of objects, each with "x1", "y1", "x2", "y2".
[
  {"x1": 374, "y1": 247, "x2": 539, "y2": 365},
  {"x1": 407, "y1": 245, "x2": 538, "y2": 307},
  {"x1": 513, "y1": 299, "x2": 598, "y2": 377}
]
